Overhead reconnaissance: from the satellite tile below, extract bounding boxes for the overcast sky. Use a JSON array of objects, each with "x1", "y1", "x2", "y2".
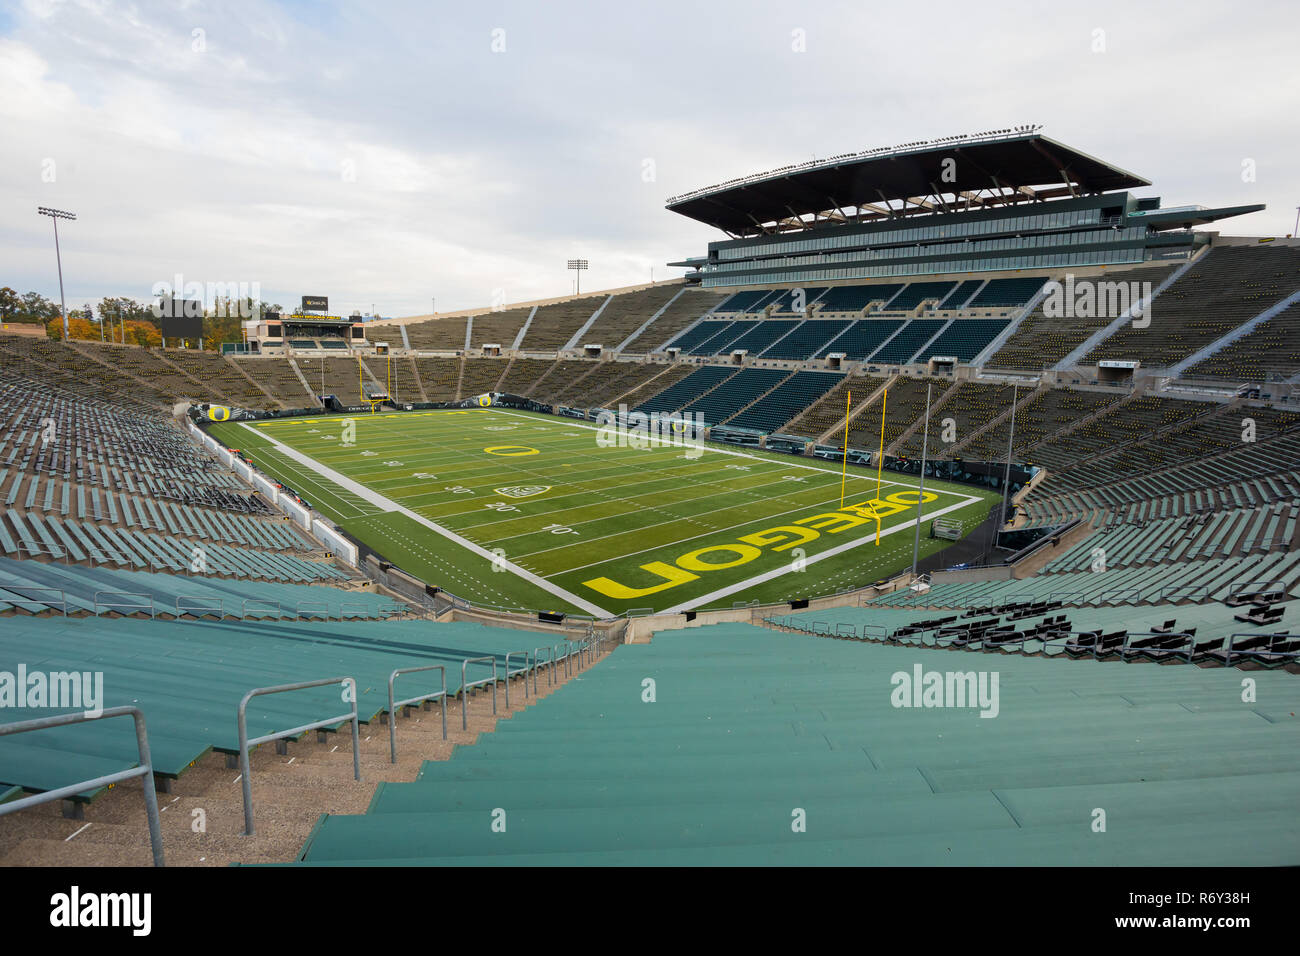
[{"x1": 2, "y1": 0, "x2": 1297, "y2": 318}]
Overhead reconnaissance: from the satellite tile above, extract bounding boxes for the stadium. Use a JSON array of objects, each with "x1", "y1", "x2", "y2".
[{"x1": 2, "y1": 120, "x2": 1297, "y2": 880}]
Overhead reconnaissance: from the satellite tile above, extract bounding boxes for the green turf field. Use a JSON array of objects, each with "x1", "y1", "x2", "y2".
[{"x1": 209, "y1": 407, "x2": 996, "y2": 617}]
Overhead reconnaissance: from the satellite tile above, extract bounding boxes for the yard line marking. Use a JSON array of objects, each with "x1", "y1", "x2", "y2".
[
  {"x1": 238, "y1": 421, "x2": 614, "y2": 617},
  {"x1": 65, "y1": 823, "x2": 92, "y2": 841}
]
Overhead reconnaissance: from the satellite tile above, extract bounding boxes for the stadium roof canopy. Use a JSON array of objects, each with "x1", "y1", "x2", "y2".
[{"x1": 666, "y1": 128, "x2": 1154, "y2": 236}]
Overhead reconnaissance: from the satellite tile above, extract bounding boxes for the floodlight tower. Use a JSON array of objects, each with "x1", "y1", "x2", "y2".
[
  {"x1": 37, "y1": 207, "x2": 76, "y2": 340},
  {"x1": 567, "y1": 259, "x2": 588, "y2": 296}
]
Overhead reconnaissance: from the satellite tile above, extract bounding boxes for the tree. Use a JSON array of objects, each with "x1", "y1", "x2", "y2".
[
  {"x1": 69, "y1": 318, "x2": 97, "y2": 340},
  {"x1": 0, "y1": 287, "x2": 19, "y2": 321},
  {"x1": 123, "y1": 319, "x2": 161, "y2": 347},
  {"x1": 20, "y1": 291, "x2": 58, "y2": 324}
]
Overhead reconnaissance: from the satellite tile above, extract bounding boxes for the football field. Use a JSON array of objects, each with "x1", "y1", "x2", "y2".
[{"x1": 210, "y1": 408, "x2": 996, "y2": 617}]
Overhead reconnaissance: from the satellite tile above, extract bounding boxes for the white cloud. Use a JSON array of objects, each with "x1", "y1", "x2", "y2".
[{"x1": 1, "y1": 0, "x2": 1297, "y2": 316}]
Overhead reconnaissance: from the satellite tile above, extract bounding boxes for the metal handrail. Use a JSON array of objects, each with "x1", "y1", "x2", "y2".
[
  {"x1": 1040, "y1": 629, "x2": 1103, "y2": 658},
  {"x1": 1121, "y1": 630, "x2": 1196, "y2": 662},
  {"x1": 237, "y1": 676, "x2": 359, "y2": 836},
  {"x1": 460, "y1": 657, "x2": 498, "y2": 731},
  {"x1": 295, "y1": 600, "x2": 331, "y2": 620},
  {"x1": 387, "y1": 664, "x2": 447, "y2": 762},
  {"x1": 532, "y1": 646, "x2": 553, "y2": 693},
  {"x1": 176, "y1": 595, "x2": 224, "y2": 619},
  {"x1": 1047, "y1": 591, "x2": 1084, "y2": 605},
  {"x1": 0, "y1": 706, "x2": 164, "y2": 866},
  {"x1": 2, "y1": 584, "x2": 68, "y2": 616},
  {"x1": 1227, "y1": 581, "x2": 1285, "y2": 603},
  {"x1": 17, "y1": 540, "x2": 69, "y2": 563},
  {"x1": 933, "y1": 624, "x2": 992, "y2": 649},
  {"x1": 503, "y1": 651, "x2": 531, "y2": 708},
  {"x1": 94, "y1": 590, "x2": 154, "y2": 618},
  {"x1": 241, "y1": 598, "x2": 282, "y2": 619},
  {"x1": 1223, "y1": 632, "x2": 1300, "y2": 666}
]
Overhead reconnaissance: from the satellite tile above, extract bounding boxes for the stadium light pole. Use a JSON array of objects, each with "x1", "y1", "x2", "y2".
[
  {"x1": 567, "y1": 259, "x2": 588, "y2": 296},
  {"x1": 910, "y1": 382, "x2": 932, "y2": 577},
  {"x1": 1294, "y1": 206, "x2": 1299, "y2": 239},
  {"x1": 37, "y1": 207, "x2": 75, "y2": 340}
]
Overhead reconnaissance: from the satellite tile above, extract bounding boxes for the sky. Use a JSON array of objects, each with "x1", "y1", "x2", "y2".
[{"x1": 2, "y1": 0, "x2": 1298, "y2": 318}]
